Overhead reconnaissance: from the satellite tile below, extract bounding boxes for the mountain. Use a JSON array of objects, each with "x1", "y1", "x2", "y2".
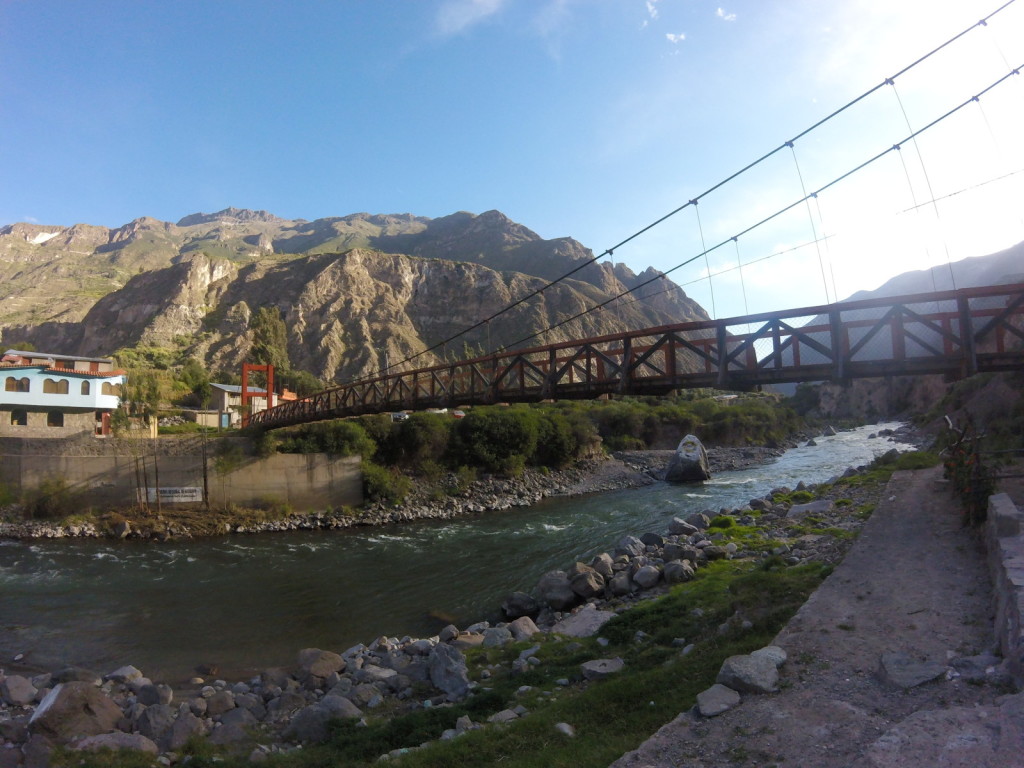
[
  {"x1": 0, "y1": 209, "x2": 708, "y2": 382},
  {"x1": 843, "y1": 240, "x2": 1024, "y2": 300}
]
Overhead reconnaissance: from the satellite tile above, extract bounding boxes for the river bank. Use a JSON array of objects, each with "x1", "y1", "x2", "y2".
[
  {"x1": 0, "y1": 440, "x2": 815, "y2": 541},
  {"x1": 0, "y1": 437, "x2": 921, "y2": 766}
]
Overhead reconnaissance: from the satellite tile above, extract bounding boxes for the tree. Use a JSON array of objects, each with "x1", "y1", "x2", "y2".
[
  {"x1": 179, "y1": 357, "x2": 212, "y2": 407},
  {"x1": 250, "y1": 306, "x2": 290, "y2": 371}
]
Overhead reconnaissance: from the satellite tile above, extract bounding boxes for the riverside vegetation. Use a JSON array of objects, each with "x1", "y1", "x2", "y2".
[
  {"x1": 0, "y1": 448, "x2": 939, "y2": 768},
  {"x1": 0, "y1": 391, "x2": 805, "y2": 535}
]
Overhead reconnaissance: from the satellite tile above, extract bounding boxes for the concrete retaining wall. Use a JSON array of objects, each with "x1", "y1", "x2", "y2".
[
  {"x1": 0, "y1": 452, "x2": 362, "y2": 510},
  {"x1": 985, "y1": 492, "x2": 1024, "y2": 688}
]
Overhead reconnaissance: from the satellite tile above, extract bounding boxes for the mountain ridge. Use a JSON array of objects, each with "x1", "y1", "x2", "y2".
[{"x1": 0, "y1": 208, "x2": 708, "y2": 382}]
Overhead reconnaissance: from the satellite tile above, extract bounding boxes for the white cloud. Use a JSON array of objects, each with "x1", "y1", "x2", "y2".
[
  {"x1": 435, "y1": 0, "x2": 506, "y2": 36},
  {"x1": 666, "y1": 33, "x2": 685, "y2": 44},
  {"x1": 716, "y1": 7, "x2": 737, "y2": 22},
  {"x1": 646, "y1": 1, "x2": 660, "y2": 20}
]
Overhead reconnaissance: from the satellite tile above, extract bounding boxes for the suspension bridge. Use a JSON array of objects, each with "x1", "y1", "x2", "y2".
[{"x1": 250, "y1": 282, "x2": 1024, "y2": 429}]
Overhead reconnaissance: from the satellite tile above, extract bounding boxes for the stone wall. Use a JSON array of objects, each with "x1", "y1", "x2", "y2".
[
  {"x1": 0, "y1": 407, "x2": 96, "y2": 438},
  {"x1": 985, "y1": 492, "x2": 1024, "y2": 688},
  {"x1": 0, "y1": 452, "x2": 362, "y2": 510}
]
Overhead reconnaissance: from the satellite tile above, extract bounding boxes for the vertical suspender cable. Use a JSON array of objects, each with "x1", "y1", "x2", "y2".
[
  {"x1": 692, "y1": 201, "x2": 716, "y2": 319},
  {"x1": 887, "y1": 79, "x2": 958, "y2": 289},
  {"x1": 787, "y1": 142, "x2": 832, "y2": 304}
]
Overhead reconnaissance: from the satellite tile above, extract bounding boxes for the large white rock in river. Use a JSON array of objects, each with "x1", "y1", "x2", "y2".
[{"x1": 664, "y1": 434, "x2": 711, "y2": 483}]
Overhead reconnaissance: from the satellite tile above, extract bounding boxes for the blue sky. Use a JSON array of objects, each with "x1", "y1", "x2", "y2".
[{"x1": 2, "y1": 0, "x2": 1022, "y2": 319}]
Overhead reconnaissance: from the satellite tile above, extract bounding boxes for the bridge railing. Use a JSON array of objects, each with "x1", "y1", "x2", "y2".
[{"x1": 251, "y1": 282, "x2": 1024, "y2": 429}]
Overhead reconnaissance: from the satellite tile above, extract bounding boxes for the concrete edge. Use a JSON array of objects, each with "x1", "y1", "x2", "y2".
[{"x1": 984, "y1": 492, "x2": 1024, "y2": 688}]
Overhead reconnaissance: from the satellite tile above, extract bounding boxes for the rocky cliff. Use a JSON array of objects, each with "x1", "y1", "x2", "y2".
[{"x1": 0, "y1": 209, "x2": 708, "y2": 382}]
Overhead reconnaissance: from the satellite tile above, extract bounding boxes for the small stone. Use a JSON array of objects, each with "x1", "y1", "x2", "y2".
[
  {"x1": 554, "y1": 722, "x2": 576, "y2": 737},
  {"x1": 717, "y1": 654, "x2": 779, "y2": 694},
  {"x1": 877, "y1": 652, "x2": 946, "y2": 689},
  {"x1": 697, "y1": 683, "x2": 741, "y2": 717}
]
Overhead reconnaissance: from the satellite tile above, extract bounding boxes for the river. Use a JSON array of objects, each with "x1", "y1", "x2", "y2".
[{"x1": 0, "y1": 423, "x2": 916, "y2": 684}]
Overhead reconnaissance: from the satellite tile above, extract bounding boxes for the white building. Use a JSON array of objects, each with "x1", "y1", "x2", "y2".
[{"x1": 1, "y1": 349, "x2": 126, "y2": 437}]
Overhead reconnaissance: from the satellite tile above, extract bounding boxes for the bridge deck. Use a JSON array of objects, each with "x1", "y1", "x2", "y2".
[{"x1": 250, "y1": 282, "x2": 1024, "y2": 429}]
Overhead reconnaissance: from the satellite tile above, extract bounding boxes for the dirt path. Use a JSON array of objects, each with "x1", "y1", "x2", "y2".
[{"x1": 612, "y1": 465, "x2": 1023, "y2": 768}]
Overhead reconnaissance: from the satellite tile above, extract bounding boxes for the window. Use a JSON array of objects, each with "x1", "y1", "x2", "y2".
[
  {"x1": 4, "y1": 377, "x2": 29, "y2": 392},
  {"x1": 10, "y1": 409, "x2": 27, "y2": 426},
  {"x1": 47, "y1": 411, "x2": 64, "y2": 428},
  {"x1": 81, "y1": 380, "x2": 91, "y2": 396},
  {"x1": 43, "y1": 378, "x2": 68, "y2": 394},
  {"x1": 101, "y1": 382, "x2": 122, "y2": 396}
]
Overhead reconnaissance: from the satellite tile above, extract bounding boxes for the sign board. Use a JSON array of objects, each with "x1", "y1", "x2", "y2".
[{"x1": 136, "y1": 487, "x2": 204, "y2": 504}]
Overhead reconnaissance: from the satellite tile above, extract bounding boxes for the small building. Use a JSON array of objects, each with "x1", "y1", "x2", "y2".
[
  {"x1": 202, "y1": 383, "x2": 296, "y2": 428},
  {"x1": 0, "y1": 349, "x2": 126, "y2": 437}
]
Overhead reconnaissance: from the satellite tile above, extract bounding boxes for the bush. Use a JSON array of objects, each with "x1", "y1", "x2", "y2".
[
  {"x1": 23, "y1": 478, "x2": 79, "y2": 521},
  {"x1": 277, "y1": 420, "x2": 376, "y2": 458},
  {"x1": 450, "y1": 407, "x2": 539, "y2": 475},
  {"x1": 362, "y1": 461, "x2": 411, "y2": 505}
]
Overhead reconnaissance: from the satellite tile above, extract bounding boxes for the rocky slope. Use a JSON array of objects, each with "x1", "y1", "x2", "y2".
[{"x1": 0, "y1": 209, "x2": 707, "y2": 382}]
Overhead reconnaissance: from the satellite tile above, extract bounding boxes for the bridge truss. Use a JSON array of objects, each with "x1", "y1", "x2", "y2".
[{"x1": 250, "y1": 283, "x2": 1024, "y2": 430}]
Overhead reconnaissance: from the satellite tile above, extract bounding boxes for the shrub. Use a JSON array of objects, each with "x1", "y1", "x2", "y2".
[
  {"x1": 22, "y1": 478, "x2": 79, "y2": 521},
  {"x1": 450, "y1": 407, "x2": 539, "y2": 475},
  {"x1": 277, "y1": 420, "x2": 376, "y2": 458},
  {"x1": 362, "y1": 461, "x2": 411, "y2": 505},
  {"x1": 709, "y1": 515, "x2": 735, "y2": 529}
]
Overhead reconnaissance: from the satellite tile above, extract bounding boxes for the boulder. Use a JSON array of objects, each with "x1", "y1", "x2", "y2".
[
  {"x1": 168, "y1": 707, "x2": 207, "y2": 750},
  {"x1": 632, "y1": 564, "x2": 662, "y2": 589},
  {"x1": 639, "y1": 532, "x2": 664, "y2": 547},
  {"x1": 551, "y1": 604, "x2": 616, "y2": 638},
  {"x1": 664, "y1": 559, "x2": 696, "y2": 584},
  {"x1": 668, "y1": 517, "x2": 699, "y2": 536},
  {"x1": 608, "y1": 571, "x2": 633, "y2": 596},
  {"x1": 265, "y1": 692, "x2": 307, "y2": 724},
  {"x1": 71, "y1": 731, "x2": 159, "y2": 754},
  {"x1": 104, "y1": 665, "x2": 143, "y2": 684},
  {"x1": 614, "y1": 535, "x2": 646, "y2": 558},
  {"x1": 877, "y1": 652, "x2": 946, "y2": 689},
  {"x1": 684, "y1": 512, "x2": 711, "y2": 530},
  {"x1": 29, "y1": 682, "x2": 123, "y2": 744},
  {"x1": 716, "y1": 654, "x2": 779, "y2": 694},
  {"x1": 482, "y1": 627, "x2": 514, "y2": 648},
  {"x1": 428, "y1": 643, "x2": 470, "y2": 700},
  {"x1": 285, "y1": 697, "x2": 363, "y2": 743},
  {"x1": 664, "y1": 435, "x2": 711, "y2": 483},
  {"x1": 220, "y1": 707, "x2": 258, "y2": 729},
  {"x1": 297, "y1": 648, "x2": 346, "y2": 679},
  {"x1": 205, "y1": 690, "x2": 236, "y2": 717},
  {"x1": 136, "y1": 703, "x2": 175, "y2": 746},
  {"x1": 751, "y1": 645, "x2": 788, "y2": 668},
  {"x1": 696, "y1": 683, "x2": 741, "y2": 717},
  {"x1": 590, "y1": 553, "x2": 614, "y2": 578},
  {"x1": 787, "y1": 500, "x2": 835, "y2": 519},
  {"x1": 1, "y1": 675, "x2": 37, "y2": 706},
  {"x1": 508, "y1": 616, "x2": 541, "y2": 641},
  {"x1": 136, "y1": 683, "x2": 173, "y2": 707},
  {"x1": 570, "y1": 567, "x2": 606, "y2": 599},
  {"x1": 501, "y1": 591, "x2": 539, "y2": 619},
  {"x1": 537, "y1": 570, "x2": 578, "y2": 611}
]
